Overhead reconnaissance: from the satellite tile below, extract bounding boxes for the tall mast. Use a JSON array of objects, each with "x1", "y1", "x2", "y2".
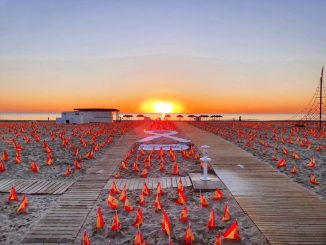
[{"x1": 320, "y1": 66, "x2": 324, "y2": 129}]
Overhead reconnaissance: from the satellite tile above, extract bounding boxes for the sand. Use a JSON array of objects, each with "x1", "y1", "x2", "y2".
[
  {"x1": 0, "y1": 193, "x2": 58, "y2": 245},
  {"x1": 79, "y1": 186, "x2": 268, "y2": 244},
  {"x1": 192, "y1": 121, "x2": 326, "y2": 199},
  {"x1": 0, "y1": 121, "x2": 134, "y2": 244},
  {"x1": 0, "y1": 121, "x2": 271, "y2": 244},
  {"x1": 113, "y1": 142, "x2": 204, "y2": 179},
  {"x1": 78, "y1": 122, "x2": 268, "y2": 244},
  {"x1": 0, "y1": 122, "x2": 121, "y2": 181}
]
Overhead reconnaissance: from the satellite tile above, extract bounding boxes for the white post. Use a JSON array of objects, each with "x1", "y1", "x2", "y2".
[
  {"x1": 200, "y1": 145, "x2": 211, "y2": 181},
  {"x1": 201, "y1": 145, "x2": 210, "y2": 157}
]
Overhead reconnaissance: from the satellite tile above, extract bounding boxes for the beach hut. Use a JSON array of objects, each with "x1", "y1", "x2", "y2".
[{"x1": 56, "y1": 108, "x2": 119, "y2": 124}]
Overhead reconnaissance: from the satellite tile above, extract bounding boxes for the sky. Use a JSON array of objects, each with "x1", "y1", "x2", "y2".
[{"x1": 0, "y1": 0, "x2": 325, "y2": 113}]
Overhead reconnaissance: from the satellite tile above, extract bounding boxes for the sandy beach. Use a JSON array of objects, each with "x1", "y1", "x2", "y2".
[
  {"x1": 0, "y1": 120, "x2": 324, "y2": 244},
  {"x1": 0, "y1": 194, "x2": 58, "y2": 244},
  {"x1": 0, "y1": 121, "x2": 134, "y2": 244},
  {"x1": 0, "y1": 122, "x2": 129, "y2": 181},
  {"x1": 78, "y1": 122, "x2": 268, "y2": 244},
  {"x1": 192, "y1": 121, "x2": 326, "y2": 199},
  {"x1": 79, "y1": 186, "x2": 268, "y2": 244}
]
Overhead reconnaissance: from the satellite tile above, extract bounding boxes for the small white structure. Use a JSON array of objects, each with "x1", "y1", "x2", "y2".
[
  {"x1": 200, "y1": 145, "x2": 211, "y2": 181},
  {"x1": 56, "y1": 108, "x2": 119, "y2": 124}
]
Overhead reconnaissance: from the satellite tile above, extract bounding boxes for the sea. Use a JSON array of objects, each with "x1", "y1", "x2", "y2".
[{"x1": 0, "y1": 112, "x2": 297, "y2": 121}]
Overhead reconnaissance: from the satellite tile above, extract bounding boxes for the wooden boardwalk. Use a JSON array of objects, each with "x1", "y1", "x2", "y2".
[
  {"x1": 21, "y1": 128, "x2": 141, "y2": 244},
  {"x1": 178, "y1": 122, "x2": 326, "y2": 245},
  {"x1": 104, "y1": 176, "x2": 192, "y2": 191},
  {"x1": 0, "y1": 179, "x2": 73, "y2": 195}
]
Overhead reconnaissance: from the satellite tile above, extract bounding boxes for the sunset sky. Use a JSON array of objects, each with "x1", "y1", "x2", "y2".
[{"x1": 0, "y1": 0, "x2": 325, "y2": 113}]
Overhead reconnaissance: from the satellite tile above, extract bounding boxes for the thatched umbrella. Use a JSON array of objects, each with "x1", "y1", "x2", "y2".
[
  {"x1": 136, "y1": 114, "x2": 144, "y2": 120},
  {"x1": 123, "y1": 114, "x2": 133, "y2": 120},
  {"x1": 210, "y1": 115, "x2": 223, "y2": 121},
  {"x1": 164, "y1": 114, "x2": 171, "y2": 120},
  {"x1": 177, "y1": 115, "x2": 184, "y2": 121},
  {"x1": 187, "y1": 115, "x2": 196, "y2": 121},
  {"x1": 211, "y1": 115, "x2": 218, "y2": 121},
  {"x1": 200, "y1": 115, "x2": 209, "y2": 121}
]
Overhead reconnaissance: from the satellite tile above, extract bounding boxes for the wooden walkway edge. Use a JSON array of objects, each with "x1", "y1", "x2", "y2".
[
  {"x1": 178, "y1": 122, "x2": 326, "y2": 245},
  {"x1": 0, "y1": 179, "x2": 74, "y2": 195},
  {"x1": 104, "y1": 176, "x2": 192, "y2": 190},
  {"x1": 20, "y1": 128, "x2": 141, "y2": 244}
]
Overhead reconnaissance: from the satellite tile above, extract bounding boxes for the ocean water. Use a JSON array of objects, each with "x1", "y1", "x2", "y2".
[
  {"x1": 0, "y1": 112, "x2": 61, "y2": 121},
  {"x1": 120, "y1": 113, "x2": 297, "y2": 121},
  {"x1": 0, "y1": 112, "x2": 296, "y2": 121}
]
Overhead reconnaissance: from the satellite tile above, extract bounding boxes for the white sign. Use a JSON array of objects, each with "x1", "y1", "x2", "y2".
[
  {"x1": 137, "y1": 130, "x2": 191, "y2": 151},
  {"x1": 137, "y1": 130, "x2": 191, "y2": 143},
  {"x1": 138, "y1": 144, "x2": 189, "y2": 151}
]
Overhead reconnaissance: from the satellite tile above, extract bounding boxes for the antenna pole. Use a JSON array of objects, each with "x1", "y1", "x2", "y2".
[{"x1": 320, "y1": 66, "x2": 323, "y2": 129}]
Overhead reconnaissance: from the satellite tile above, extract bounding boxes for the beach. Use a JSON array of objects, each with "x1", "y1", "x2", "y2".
[
  {"x1": 0, "y1": 121, "x2": 134, "y2": 244},
  {"x1": 192, "y1": 121, "x2": 326, "y2": 199},
  {"x1": 0, "y1": 120, "x2": 325, "y2": 244},
  {"x1": 77, "y1": 121, "x2": 268, "y2": 244}
]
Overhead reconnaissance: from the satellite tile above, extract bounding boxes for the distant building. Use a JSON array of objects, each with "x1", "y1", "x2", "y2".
[{"x1": 56, "y1": 108, "x2": 119, "y2": 124}]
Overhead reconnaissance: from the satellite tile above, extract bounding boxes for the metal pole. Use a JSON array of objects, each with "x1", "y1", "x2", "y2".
[{"x1": 320, "y1": 66, "x2": 323, "y2": 129}]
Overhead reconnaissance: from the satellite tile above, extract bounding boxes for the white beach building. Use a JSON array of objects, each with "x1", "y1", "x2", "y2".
[{"x1": 56, "y1": 108, "x2": 119, "y2": 124}]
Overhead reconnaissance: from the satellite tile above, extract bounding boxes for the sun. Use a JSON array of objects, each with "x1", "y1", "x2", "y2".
[
  {"x1": 153, "y1": 101, "x2": 173, "y2": 114},
  {"x1": 140, "y1": 99, "x2": 183, "y2": 116}
]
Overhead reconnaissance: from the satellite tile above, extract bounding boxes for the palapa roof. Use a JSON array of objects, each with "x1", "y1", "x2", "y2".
[{"x1": 73, "y1": 108, "x2": 119, "y2": 112}]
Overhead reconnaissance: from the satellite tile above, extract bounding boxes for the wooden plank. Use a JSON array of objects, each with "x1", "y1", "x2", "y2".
[
  {"x1": 11, "y1": 179, "x2": 27, "y2": 191},
  {"x1": 157, "y1": 177, "x2": 163, "y2": 189},
  {"x1": 166, "y1": 177, "x2": 172, "y2": 188},
  {"x1": 116, "y1": 179, "x2": 124, "y2": 190},
  {"x1": 0, "y1": 180, "x2": 9, "y2": 189},
  {"x1": 129, "y1": 178, "x2": 136, "y2": 190},
  {"x1": 189, "y1": 173, "x2": 220, "y2": 191},
  {"x1": 120, "y1": 179, "x2": 128, "y2": 189},
  {"x1": 0, "y1": 179, "x2": 16, "y2": 191},
  {"x1": 132, "y1": 179, "x2": 139, "y2": 190},
  {"x1": 146, "y1": 178, "x2": 153, "y2": 189},
  {"x1": 37, "y1": 181, "x2": 58, "y2": 194},
  {"x1": 23, "y1": 180, "x2": 46, "y2": 194},
  {"x1": 176, "y1": 176, "x2": 182, "y2": 186},
  {"x1": 140, "y1": 179, "x2": 146, "y2": 190},
  {"x1": 137, "y1": 179, "x2": 145, "y2": 190},
  {"x1": 112, "y1": 179, "x2": 120, "y2": 189},
  {"x1": 180, "y1": 177, "x2": 187, "y2": 187},
  {"x1": 125, "y1": 179, "x2": 131, "y2": 189},
  {"x1": 52, "y1": 182, "x2": 71, "y2": 195},
  {"x1": 152, "y1": 177, "x2": 158, "y2": 189},
  {"x1": 125, "y1": 178, "x2": 131, "y2": 190},
  {"x1": 17, "y1": 180, "x2": 39, "y2": 193},
  {"x1": 26, "y1": 180, "x2": 50, "y2": 194},
  {"x1": 22, "y1": 236, "x2": 74, "y2": 243},
  {"x1": 179, "y1": 122, "x2": 326, "y2": 244},
  {"x1": 171, "y1": 177, "x2": 177, "y2": 188},
  {"x1": 133, "y1": 178, "x2": 140, "y2": 190},
  {"x1": 185, "y1": 176, "x2": 192, "y2": 186},
  {"x1": 161, "y1": 177, "x2": 167, "y2": 189},
  {"x1": 44, "y1": 181, "x2": 66, "y2": 194},
  {"x1": 105, "y1": 179, "x2": 113, "y2": 190}
]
